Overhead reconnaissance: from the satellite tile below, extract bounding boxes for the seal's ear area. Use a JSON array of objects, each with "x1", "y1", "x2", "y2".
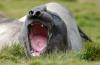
[{"x1": 78, "y1": 27, "x2": 92, "y2": 42}]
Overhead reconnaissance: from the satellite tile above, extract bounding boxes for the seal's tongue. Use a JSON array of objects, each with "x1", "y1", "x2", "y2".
[
  {"x1": 31, "y1": 36, "x2": 47, "y2": 56},
  {"x1": 30, "y1": 22, "x2": 48, "y2": 56}
]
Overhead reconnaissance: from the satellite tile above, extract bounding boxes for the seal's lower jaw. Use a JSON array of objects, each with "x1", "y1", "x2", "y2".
[{"x1": 29, "y1": 22, "x2": 48, "y2": 56}]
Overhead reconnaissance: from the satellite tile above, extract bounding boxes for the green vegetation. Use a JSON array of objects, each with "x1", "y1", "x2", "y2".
[
  {"x1": 0, "y1": 43, "x2": 100, "y2": 65},
  {"x1": 80, "y1": 43, "x2": 100, "y2": 61},
  {"x1": 0, "y1": 0, "x2": 100, "y2": 65},
  {"x1": 0, "y1": 44, "x2": 26, "y2": 63}
]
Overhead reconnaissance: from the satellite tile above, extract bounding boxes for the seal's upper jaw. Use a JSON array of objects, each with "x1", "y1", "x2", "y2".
[{"x1": 29, "y1": 21, "x2": 48, "y2": 56}]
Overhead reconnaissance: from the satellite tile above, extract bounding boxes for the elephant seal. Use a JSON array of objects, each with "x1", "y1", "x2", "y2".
[{"x1": 19, "y1": 3, "x2": 91, "y2": 57}]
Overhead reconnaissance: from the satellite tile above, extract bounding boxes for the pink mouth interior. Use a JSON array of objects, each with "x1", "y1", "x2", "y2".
[{"x1": 30, "y1": 22, "x2": 48, "y2": 56}]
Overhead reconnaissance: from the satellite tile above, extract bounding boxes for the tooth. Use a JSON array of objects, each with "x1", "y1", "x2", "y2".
[{"x1": 41, "y1": 24, "x2": 43, "y2": 27}]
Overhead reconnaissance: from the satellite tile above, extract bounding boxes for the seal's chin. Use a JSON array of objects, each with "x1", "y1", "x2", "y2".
[{"x1": 29, "y1": 21, "x2": 48, "y2": 56}]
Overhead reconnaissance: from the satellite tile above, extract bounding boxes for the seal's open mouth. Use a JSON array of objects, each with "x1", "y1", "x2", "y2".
[{"x1": 29, "y1": 21, "x2": 48, "y2": 56}]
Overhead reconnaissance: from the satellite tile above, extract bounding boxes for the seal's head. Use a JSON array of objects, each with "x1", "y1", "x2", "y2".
[{"x1": 25, "y1": 9, "x2": 54, "y2": 57}]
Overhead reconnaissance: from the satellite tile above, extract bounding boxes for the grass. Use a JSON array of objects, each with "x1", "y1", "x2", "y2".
[
  {"x1": 0, "y1": 44, "x2": 100, "y2": 65},
  {"x1": 0, "y1": 0, "x2": 100, "y2": 65},
  {"x1": 80, "y1": 43, "x2": 100, "y2": 61}
]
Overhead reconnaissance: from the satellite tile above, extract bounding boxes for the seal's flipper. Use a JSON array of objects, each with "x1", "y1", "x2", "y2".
[{"x1": 78, "y1": 27, "x2": 92, "y2": 42}]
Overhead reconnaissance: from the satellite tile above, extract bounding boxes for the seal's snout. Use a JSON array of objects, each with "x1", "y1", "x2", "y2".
[
  {"x1": 35, "y1": 11, "x2": 41, "y2": 16},
  {"x1": 29, "y1": 10, "x2": 41, "y2": 17},
  {"x1": 29, "y1": 10, "x2": 34, "y2": 16}
]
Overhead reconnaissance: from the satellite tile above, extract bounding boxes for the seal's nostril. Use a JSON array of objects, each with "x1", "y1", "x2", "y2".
[
  {"x1": 35, "y1": 11, "x2": 41, "y2": 16},
  {"x1": 29, "y1": 10, "x2": 34, "y2": 15}
]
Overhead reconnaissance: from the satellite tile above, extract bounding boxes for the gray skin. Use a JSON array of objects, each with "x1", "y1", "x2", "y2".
[{"x1": 0, "y1": 3, "x2": 91, "y2": 57}]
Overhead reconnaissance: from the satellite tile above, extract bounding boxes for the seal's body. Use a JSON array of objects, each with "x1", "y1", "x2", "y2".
[{"x1": 0, "y1": 16, "x2": 22, "y2": 50}]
